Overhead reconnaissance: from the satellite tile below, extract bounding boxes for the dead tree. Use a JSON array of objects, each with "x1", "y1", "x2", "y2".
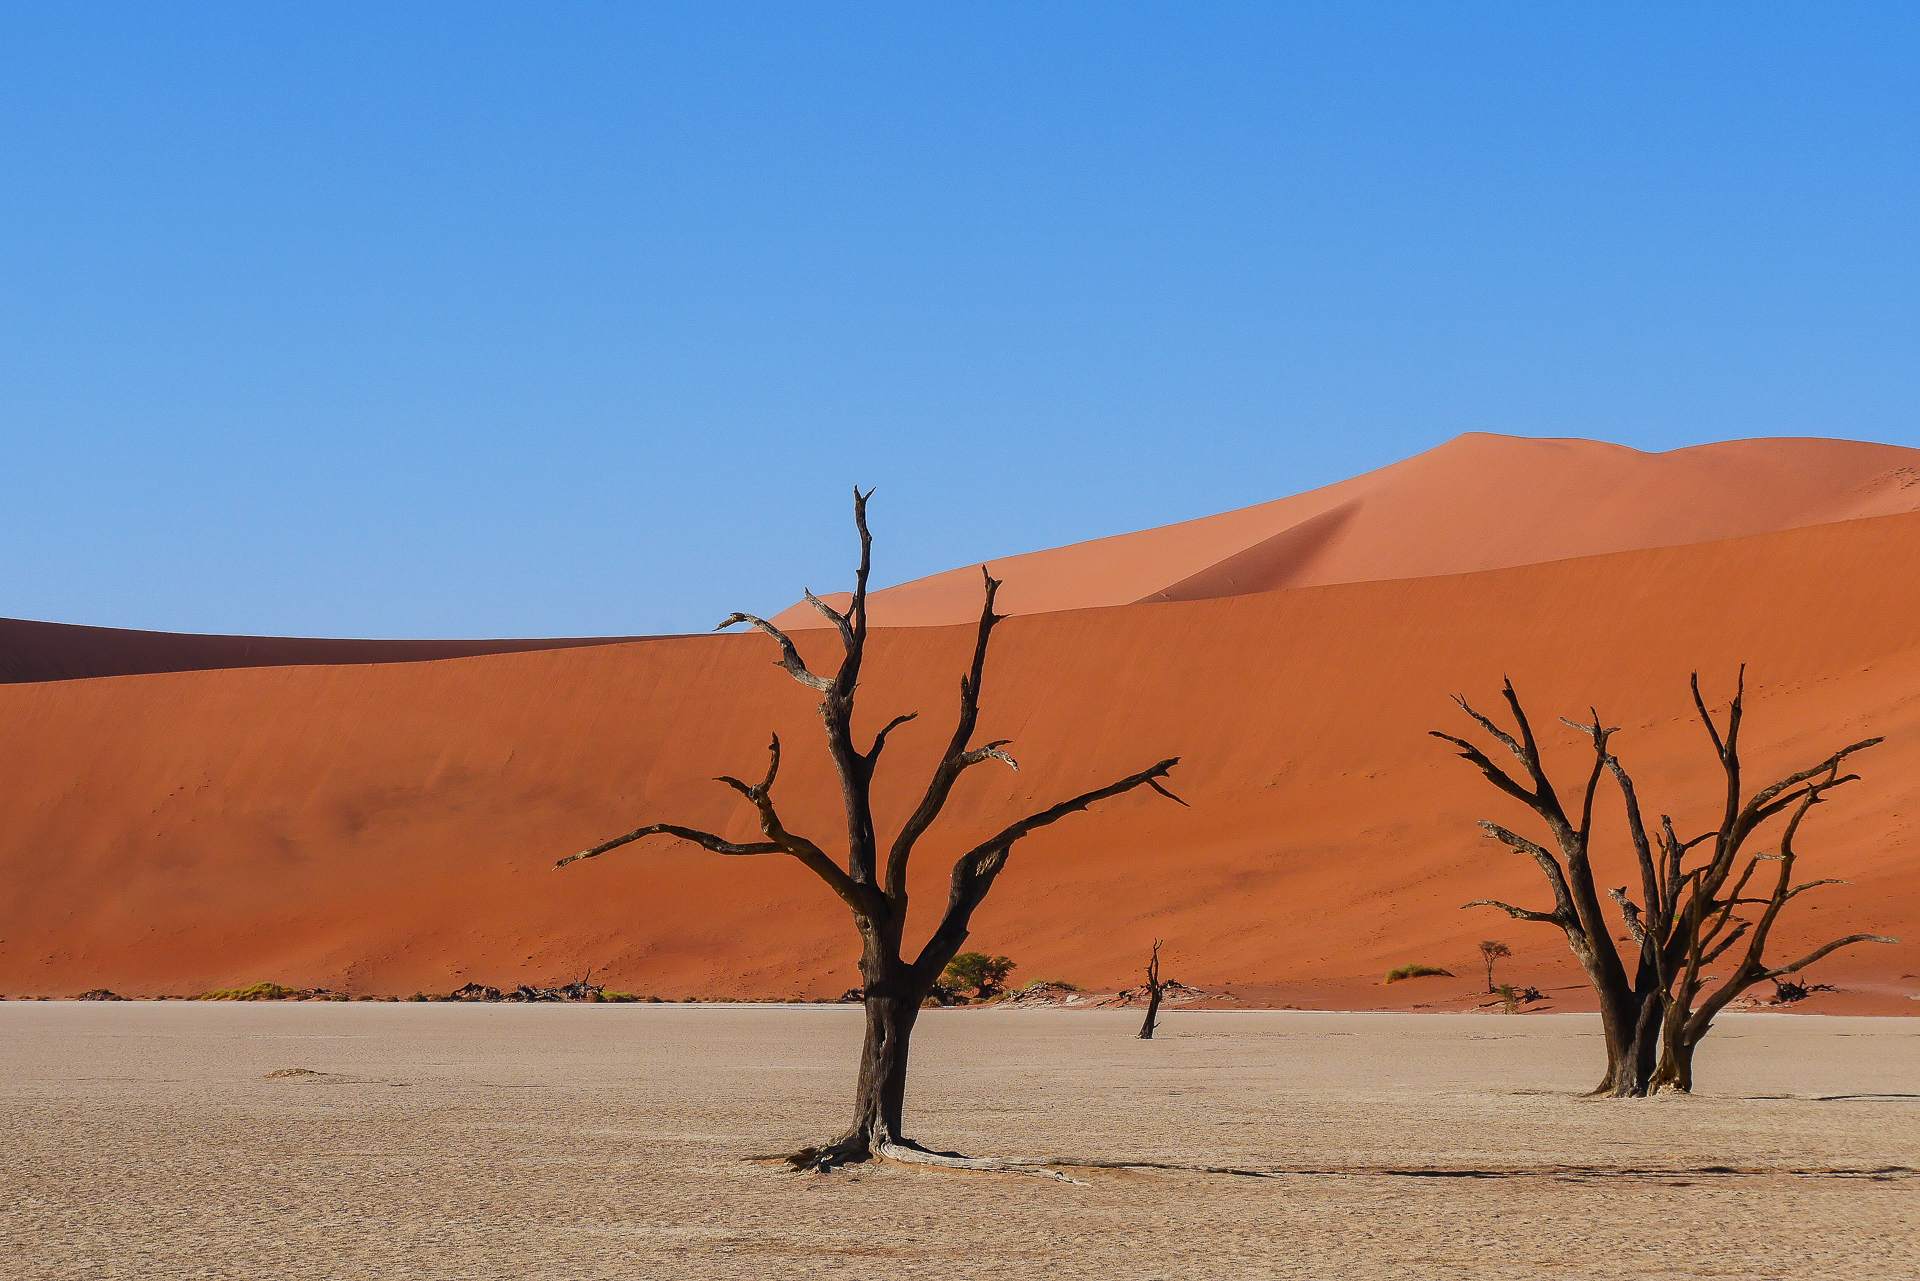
[
  {"x1": 1638, "y1": 673, "x2": 1895, "y2": 1093},
  {"x1": 1433, "y1": 681, "x2": 1667, "y2": 1096},
  {"x1": 1437, "y1": 671, "x2": 1894, "y2": 1097},
  {"x1": 1477, "y1": 940, "x2": 1511, "y2": 994},
  {"x1": 1138, "y1": 939, "x2": 1165, "y2": 1039},
  {"x1": 557, "y1": 490, "x2": 1184, "y2": 1169}
]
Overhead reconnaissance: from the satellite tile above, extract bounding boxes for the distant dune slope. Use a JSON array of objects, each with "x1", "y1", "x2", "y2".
[
  {"x1": 2, "y1": 509, "x2": 1916, "y2": 999},
  {"x1": 0, "y1": 618, "x2": 658, "y2": 684},
  {"x1": 774, "y1": 434, "x2": 1920, "y2": 628}
]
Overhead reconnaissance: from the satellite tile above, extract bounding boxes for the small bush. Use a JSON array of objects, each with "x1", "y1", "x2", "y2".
[
  {"x1": 1384, "y1": 964, "x2": 1454, "y2": 984},
  {"x1": 196, "y1": 982, "x2": 300, "y2": 1002},
  {"x1": 1024, "y1": 979, "x2": 1084, "y2": 993},
  {"x1": 601, "y1": 991, "x2": 639, "y2": 1003},
  {"x1": 406, "y1": 992, "x2": 428, "y2": 1002},
  {"x1": 645, "y1": 995, "x2": 663, "y2": 1004},
  {"x1": 943, "y1": 953, "x2": 1017, "y2": 999}
]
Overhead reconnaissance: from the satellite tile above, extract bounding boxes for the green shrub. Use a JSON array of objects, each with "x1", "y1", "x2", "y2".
[
  {"x1": 195, "y1": 982, "x2": 299, "y2": 1002},
  {"x1": 943, "y1": 953, "x2": 1017, "y2": 999},
  {"x1": 1384, "y1": 964, "x2": 1454, "y2": 984}
]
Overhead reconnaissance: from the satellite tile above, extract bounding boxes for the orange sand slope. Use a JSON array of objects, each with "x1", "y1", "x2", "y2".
[
  {"x1": 2, "y1": 444, "x2": 1917, "y2": 1002},
  {"x1": 774, "y1": 433, "x2": 1920, "y2": 628},
  {"x1": 0, "y1": 617, "x2": 661, "y2": 684}
]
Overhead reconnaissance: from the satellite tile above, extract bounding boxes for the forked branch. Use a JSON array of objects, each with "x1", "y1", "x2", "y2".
[
  {"x1": 1464, "y1": 898, "x2": 1562, "y2": 925},
  {"x1": 557, "y1": 824, "x2": 780, "y2": 867},
  {"x1": 715, "y1": 612, "x2": 834, "y2": 692},
  {"x1": 913, "y1": 758, "x2": 1185, "y2": 980}
]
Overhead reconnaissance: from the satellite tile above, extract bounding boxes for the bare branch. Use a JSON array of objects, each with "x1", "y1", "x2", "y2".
[
  {"x1": 1429, "y1": 730, "x2": 1540, "y2": 811},
  {"x1": 1454, "y1": 693, "x2": 1529, "y2": 766},
  {"x1": 1748, "y1": 772, "x2": 1863, "y2": 830},
  {"x1": 866, "y1": 712, "x2": 919, "y2": 762},
  {"x1": 911, "y1": 759, "x2": 1183, "y2": 980},
  {"x1": 1690, "y1": 670, "x2": 1728, "y2": 761},
  {"x1": 959, "y1": 740, "x2": 1020, "y2": 772},
  {"x1": 1604, "y1": 755, "x2": 1661, "y2": 929},
  {"x1": 1498, "y1": 679, "x2": 1564, "y2": 813},
  {"x1": 1763, "y1": 934, "x2": 1899, "y2": 979},
  {"x1": 964, "y1": 758, "x2": 1182, "y2": 858},
  {"x1": 1699, "y1": 919, "x2": 1751, "y2": 966},
  {"x1": 843, "y1": 484, "x2": 876, "y2": 662},
  {"x1": 1464, "y1": 898, "x2": 1563, "y2": 925},
  {"x1": 1738, "y1": 744, "x2": 1881, "y2": 836},
  {"x1": 1477, "y1": 821, "x2": 1553, "y2": 861},
  {"x1": 802, "y1": 589, "x2": 855, "y2": 648},
  {"x1": 884, "y1": 566, "x2": 1006, "y2": 901},
  {"x1": 1607, "y1": 887, "x2": 1648, "y2": 947},
  {"x1": 1147, "y1": 778, "x2": 1190, "y2": 807},
  {"x1": 556, "y1": 824, "x2": 781, "y2": 869},
  {"x1": 1785, "y1": 878, "x2": 1849, "y2": 901},
  {"x1": 715, "y1": 612, "x2": 834, "y2": 693}
]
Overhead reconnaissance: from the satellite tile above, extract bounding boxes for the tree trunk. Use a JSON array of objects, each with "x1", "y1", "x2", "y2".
[
  {"x1": 842, "y1": 955, "x2": 921, "y2": 1149},
  {"x1": 1623, "y1": 988, "x2": 1664, "y2": 1095},
  {"x1": 1592, "y1": 987, "x2": 1663, "y2": 1097},
  {"x1": 1138, "y1": 986, "x2": 1163, "y2": 1039},
  {"x1": 1647, "y1": 988, "x2": 1707, "y2": 1094},
  {"x1": 1651, "y1": 1034, "x2": 1696, "y2": 1094}
]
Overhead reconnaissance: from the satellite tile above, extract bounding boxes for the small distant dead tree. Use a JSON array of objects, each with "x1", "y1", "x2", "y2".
[
  {"x1": 1641, "y1": 674, "x2": 1897, "y2": 1093},
  {"x1": 557, "y1": 490, "x2": 1184, "y2": 1169},
  {"x1": 1478, "y1": 940, "x2": 1511, "y2": 993},
  {"x1": 1435, "y1": 670, "x2": 1897, "y2": 1097},
  {"x1": 1138, "y1": 939, "x2": 1165, "y2": 1039}
]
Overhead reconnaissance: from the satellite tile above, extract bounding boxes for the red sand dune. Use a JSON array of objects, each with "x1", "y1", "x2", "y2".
[
  {"x1": 1, "y1": 435, "x2": 1918, "y2": 1009},
  {"x1": 0, "y1": 617, "x2": 660, "y2": 684},
  {"x1": 774, "y1": 433, "x2": 1920, "y2": 628}
]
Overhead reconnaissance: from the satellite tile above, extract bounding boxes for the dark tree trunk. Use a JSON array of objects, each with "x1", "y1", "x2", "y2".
[
  {"x1": 1651, "y1": 1017, "x2": 1698, "y2": 1094},
  {"x1": 847, "y1": 971, "x2": 920, "y2": 1146},
  {"x1": 1138, "y1": 987, "x2": 1163, "y2": 1039},
  {"x1": 1137, "y1": 939, "x2": 1164, "y2": 1040},
  {"x1": 1593, "y1": 988, "x2": 1664, "y2": 1097},
  {"x1": 1592, "y1": 985, "x2": 1641, "y2": 1096}
]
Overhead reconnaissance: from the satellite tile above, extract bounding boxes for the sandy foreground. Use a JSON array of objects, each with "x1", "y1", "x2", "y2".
[{"x1": 3, "y1": 1005, "x2": 1916, "y2": 1280}]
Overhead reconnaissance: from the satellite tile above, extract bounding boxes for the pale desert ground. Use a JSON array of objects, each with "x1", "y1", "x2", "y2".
[{"x1": 3, "y1": 1005, "x2": 1916, "y2": 1280}]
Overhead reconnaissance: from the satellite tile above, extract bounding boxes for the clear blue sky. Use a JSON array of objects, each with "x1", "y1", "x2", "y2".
[{"x1": 4, "y1": 4, "x2": 1915, "y2": 638}]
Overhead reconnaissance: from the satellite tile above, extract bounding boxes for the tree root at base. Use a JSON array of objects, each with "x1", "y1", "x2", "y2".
[
  {"x1": 763, "y1": 1137, "x2": 1088, "y2": 1182},
  {"x1": 749, "y1": 1147, "x2": 1918, "y2": 1185}
]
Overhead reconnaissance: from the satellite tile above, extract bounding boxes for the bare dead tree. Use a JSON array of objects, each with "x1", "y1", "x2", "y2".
[
  {"x1": 1477, "y1": 940, "x2": 1511, "y2": 994},
  {"x1": 1640, "y1": 672, "x2": 1896, "y2": 1093},
  {"x1": 1436, "y1": 670, "x2": 1895, "y2": 1097},
  {"x1": 1138, "y1": 939, "x2": 1165, "y2": 1039},
  {"x1": 1432, "y1": 681, "x2": 1667, "y2": 1096},
  {"x1": 557, "y1": 490, "x2": 1185, "y2": 1169}
]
